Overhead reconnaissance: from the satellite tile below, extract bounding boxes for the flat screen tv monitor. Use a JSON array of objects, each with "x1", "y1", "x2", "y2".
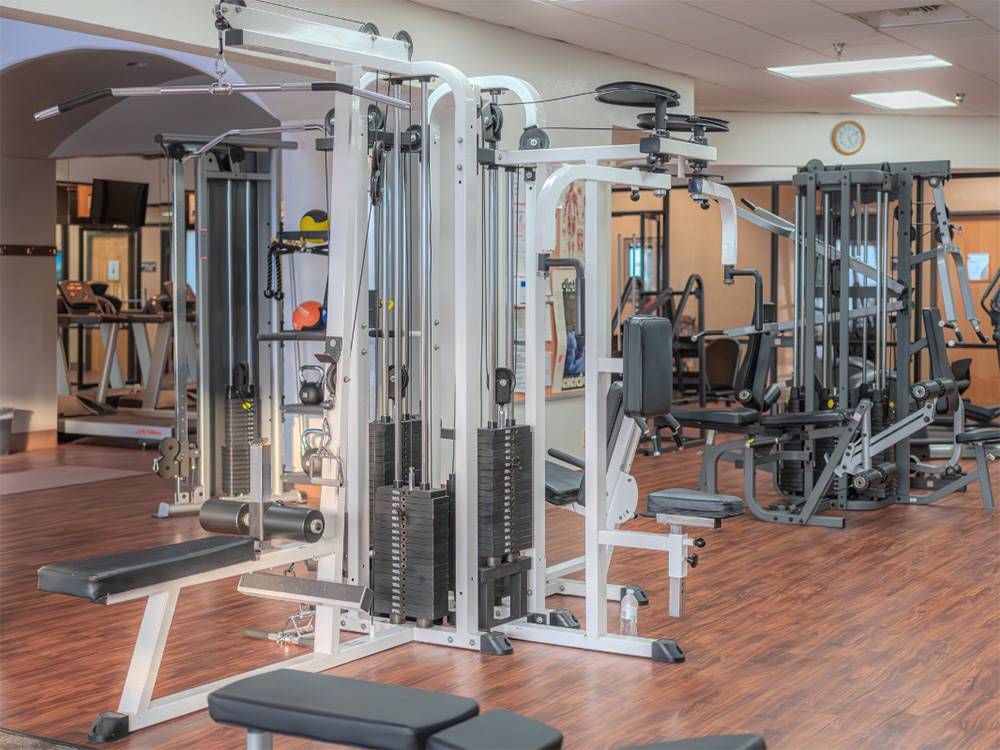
[{"x1": 90, "y1": 179, "x2": 149, "y2": 228}]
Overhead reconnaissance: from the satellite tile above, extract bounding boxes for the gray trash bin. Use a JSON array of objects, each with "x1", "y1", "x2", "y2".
[{"x1": 0, "y1": 408, "x2": 13, "y2": 455}]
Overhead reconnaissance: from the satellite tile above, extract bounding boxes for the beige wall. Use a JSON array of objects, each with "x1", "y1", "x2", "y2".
[{"x1": 0, "y1": 156, "x2": 57, "y2": 438}]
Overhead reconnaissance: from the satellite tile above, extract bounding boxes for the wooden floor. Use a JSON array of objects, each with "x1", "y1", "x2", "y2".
[{"x1": 0, "y1": 442, "x2": 997, "y2": 750}]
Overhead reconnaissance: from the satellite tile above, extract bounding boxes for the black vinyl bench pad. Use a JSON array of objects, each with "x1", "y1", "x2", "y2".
[
  {"x1": 427, "y1": 710, "x2": 563, "y2": 750},
  {"x1": 671, "y1": 407, "x2": 759, "y2": 430},
  {"x1": 37, "y1": 536, "x2": 256, "y2": 603},
  {"x1": 208, "y1": 670, "x2": 479, "y2": 750},
  {"x1": 956, "y1": 427, "x2": 1000, "y2": 445}
]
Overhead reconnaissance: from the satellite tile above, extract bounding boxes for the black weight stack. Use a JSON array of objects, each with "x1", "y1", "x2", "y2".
[
  {"x1": 477, "y1": 423, "x2": 533, "y2": 627},
  {"x1": 776, "y1": 386, "x2": 836, "y2": 500},
  {"x1": 372, "y1": 483, "x2": 451, "y2": 624},
  {"x1": 368, "y1": 417, "x2": 421, "y2": 581}
]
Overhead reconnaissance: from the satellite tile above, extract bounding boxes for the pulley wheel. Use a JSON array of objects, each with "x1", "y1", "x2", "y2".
[
  {"x1": 393, "y1": 30, "x2": 414, "y2": 60},
  {"x1": 594, "y1": 81, "x2": 680, "y2": 108},
  {"x1": 636, "y1": 113, "x2": 729, "y2": 133}
]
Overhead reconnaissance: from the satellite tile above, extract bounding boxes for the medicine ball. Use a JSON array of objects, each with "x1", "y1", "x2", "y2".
[{"x1": 293, "y1": 300, "x2": 325, "y2": 331}]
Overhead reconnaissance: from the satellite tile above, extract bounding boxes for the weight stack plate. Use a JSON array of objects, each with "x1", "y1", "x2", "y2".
[
  {"x1": 222, "y1": 393, "x2": 256, "y2": 496},
  {"x1": 372, "y1": 484, "x2": 451, "y2": 622},
  {"x1": 477, "y1": 424, "x2": 533, "y2": 561},
  {"x1": 368, "y1": 418, "x2": 421, "y2": 581}
]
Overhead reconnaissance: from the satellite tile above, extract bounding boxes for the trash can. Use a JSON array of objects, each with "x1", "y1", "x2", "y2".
[{"x1": 0, "y1": 408, "x2": 13, "y2": 456}]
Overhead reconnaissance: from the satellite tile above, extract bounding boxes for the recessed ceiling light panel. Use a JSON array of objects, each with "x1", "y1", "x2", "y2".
[
  {"x1": 851, "y1": 90, "x2": 958, "y2": 110},
  {"x1": 768, "y1": 54, "x2": 950, "y2": 78}
]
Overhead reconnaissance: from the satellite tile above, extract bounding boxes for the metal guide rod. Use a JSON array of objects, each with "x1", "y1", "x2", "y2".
[
  {"x1": 244, "y1": 179, "x2": 254, "y2": 381},
  {"x1": 34, "y1": 82, "x2": 409, "y2": 122},
  {"x1": 506, "y1": 169, "x2": 516, "y2": 378},
  {"x1": 379, "y1": 165, "x2": 390, "y2": 419},
  {"x1": 822, "y1": 192, "x2": 830, "y2": 387},
  {"x1": 170, "y1": 157, "x2": 189, "y2": 495},
  {"x1": 792, "y1": 195, "x2": 800, "y2": 387},
  {"x1": 401, "y1": 133, "x2": 411, "y2": 420},
  {"x1": 226, "y1": 181, "x2": 236, "y2": 378},
  {"x1": 195, "y1": 158, "x2": 211, "y2": 492},
  {"x1": 861, "y1": 187, "x2": 867, "y2": 389},
  {"x1": 487, "y1": 166, "x2": 500, "y2": 424},
  {"x1": 392, "y1": 82, "x2": 404, "y2": 483},
  {"x1": 882, "y1": 193, "x2": 890, "y2": 388},
  {"x1": 419, "y1": 79, "x2": 433, "y2": 485},
  {"x1": 876, "y1": 191, "x2": 884, "y2": 389},
  {"x1": 268, "y1": 150, "x2": 284, "y2": 493}
]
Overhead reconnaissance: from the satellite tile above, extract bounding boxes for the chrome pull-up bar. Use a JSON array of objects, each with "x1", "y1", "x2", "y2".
[{"x1": 34, "y1": 81, "x2": 409, "y2": 122}]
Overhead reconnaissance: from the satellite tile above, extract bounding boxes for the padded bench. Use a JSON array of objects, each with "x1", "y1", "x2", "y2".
[
  {"x1": 37, "y1": 536, "x2": 256, "y2": 603},
  {"x1": 956, "y1": 427, "x2": 1000, "y2": 445},
  {"x1": 208, "y1": 670, "x2": 562, "y2": 750},
  {"x1": 671, "y1": 406, "x2": 760, "y2": 431},
  {"x1": 208, "y1": 670, "x2": 763, "y2": 750},
  {"x1": 643, "y1": 488, "x2": 745, "y2": 519}
]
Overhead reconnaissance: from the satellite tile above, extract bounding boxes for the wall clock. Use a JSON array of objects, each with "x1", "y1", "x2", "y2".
[{"x1": 833, "y1": 120, "x2": 865, "y2": 156}]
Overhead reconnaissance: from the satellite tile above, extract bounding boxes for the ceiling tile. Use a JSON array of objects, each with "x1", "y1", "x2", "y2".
[
  {"x1": 692, "y1": 0, "x2": 874, "y2": 36},
  {"x1": 885, "y1": 18, "x2": 997, "y2": 42},
  {"x1": 951, "y1": 0, "x2": 1000, "y2": 29}
]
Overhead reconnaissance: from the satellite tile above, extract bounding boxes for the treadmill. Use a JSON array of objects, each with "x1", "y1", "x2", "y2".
[{"x1": 56, "y1": 280, "x2": 195, "y2": 442}]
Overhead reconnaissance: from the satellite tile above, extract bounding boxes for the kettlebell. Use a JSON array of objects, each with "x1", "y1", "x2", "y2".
[
  {"x1": 298, "y1": 365, "x2": 325, "y2": 405},
  {"x1": 301, "y1": 428, "x2": 325, "y2": 477}
]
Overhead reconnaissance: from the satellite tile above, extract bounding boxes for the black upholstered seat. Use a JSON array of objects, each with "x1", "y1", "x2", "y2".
[
  {"x1": 671, "y1": 407, "x2": 760, "y2": 429},
  {"x1": 618, "y1": 735, "x2": 765, "y2": 750},
  {"x1": 956, "y1": 427, "x2": 1000, "y2": 445},
  {"x1": 37, "y1": 536, "x2": 256, "y2": 603},
  {"x1": 644, "y1": 488, "x2": 744, "y2": 519},
  {"x1": 427, "y1": 710, "x2": 563, "y2": 750},
  {"x1": 544, "y1": 460, "x2": 583, "y2": 505},
  {"x1": 208, "y1": 670, "x2": 479, "y2": 750},
  {"x1": 758, "y1": 410, "x2": 847, "y2": 428}
]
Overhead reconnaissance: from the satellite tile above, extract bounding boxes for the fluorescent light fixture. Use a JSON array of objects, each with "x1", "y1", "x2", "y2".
[
  {"x1": 851, "y1": 90, "x2": 957, "y2": 110},
  {"x1": 769, "y1": 54, "x2": 950, "y2": 78}
]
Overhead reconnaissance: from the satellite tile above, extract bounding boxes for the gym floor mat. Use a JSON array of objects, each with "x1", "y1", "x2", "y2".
[
  {"x1": 0, "y1": 465, "x2": 144, "y2": 497},
  {"x1": 0, "y1": 728, "x2": 90, "y2": 750}
]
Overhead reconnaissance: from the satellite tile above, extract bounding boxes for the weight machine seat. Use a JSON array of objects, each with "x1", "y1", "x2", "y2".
[
  {"x1": 37, "y1": 536, "x2": 256, "y2": 603},
  {"x1": 758, "y1": 410, "x2": 847, "y2": 428},
  {"x1": 643, "y1": 488, "x2": 745, "y2": 519},
  {"x1": 671, "y1": 407, "x2": 760, "y2": 430},
  {"x1": 618, "y1": 735, "x2": 765, "y2": 750},
  {"x1": 544, "y1": 460, "x2": 583, "y2": 506},
  {"x1": 956, "y1": 427, "x2": 1000, "y2": 445},
  {"x1": 426, "y1": 710, "x2": 563, "y2": 750},
  {"x1": 208, "y1": 670, "x2": 479, "y2": 750}
]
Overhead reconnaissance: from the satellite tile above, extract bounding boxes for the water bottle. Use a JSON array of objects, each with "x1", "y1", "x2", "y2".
[{"x1": 619, "y1": 588, "x2": 639, "y2": 637}]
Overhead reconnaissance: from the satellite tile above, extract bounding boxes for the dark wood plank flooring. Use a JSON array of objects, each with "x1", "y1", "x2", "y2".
[{"x1": 0, "y1": 442, "x2": 996, "y2": 749}]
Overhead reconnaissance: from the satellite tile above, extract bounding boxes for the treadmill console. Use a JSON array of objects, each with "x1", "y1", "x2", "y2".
[{"x1": 58, "y1": 280, "x2": 101, "y2": 312}]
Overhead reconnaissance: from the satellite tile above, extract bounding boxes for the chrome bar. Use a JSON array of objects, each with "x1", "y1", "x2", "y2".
[{"x1": 419, "y1": 80, "x2": 433, "y2": 485}]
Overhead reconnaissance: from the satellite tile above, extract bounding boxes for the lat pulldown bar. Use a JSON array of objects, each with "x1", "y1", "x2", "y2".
[{"x1": 34, "y1": 82, "x2": 409, "y2": 122}]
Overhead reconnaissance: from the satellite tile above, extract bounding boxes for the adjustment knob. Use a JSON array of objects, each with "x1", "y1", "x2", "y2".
[
  {"x1": 693, "y1": 538, "x2": 706, "y2": 548},
  {"x1": 686, "y1": 554, "x2": 699, "y2": 568}
]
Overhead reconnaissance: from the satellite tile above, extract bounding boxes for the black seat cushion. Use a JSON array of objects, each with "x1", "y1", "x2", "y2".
[
  {"x1": 644, "y1": 488, "x2": 744, "y2": 519},
  {"x1": 758, "y1": 410, "x2": 846, "y2": 428},
  {"x1": 671, "y1": 407, "x2": 759, "y2": 429},
  {"x1": 208, "y1": 670, "x2": 479, "y2": 750},
  {"x1": 427, "y1": 710, "x2": 563, "y2": 750},
  {"x1": 618, "y1": 735, "x2": 765, "y2": 750},
  {"x1": 37, "y1": 536, "x2": 256, "y2": 603},
  {"x1": 956, "y1": 427, "x2": 1000, "y2": 445},
  {"x1": 544, "y1": 460, "x2": 582, "y2": 505}
]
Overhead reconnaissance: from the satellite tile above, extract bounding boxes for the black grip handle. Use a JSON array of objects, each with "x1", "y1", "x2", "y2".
[
  {"x1": 547, "y1": 448, "x2": 585, "y2": 470},
  {"x1": 311, "y1": 82, "x2": 354, "y2": 94}
]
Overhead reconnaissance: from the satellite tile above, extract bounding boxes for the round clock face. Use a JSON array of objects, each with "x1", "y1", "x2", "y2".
[{"x1": 833, "y1": 120, "x2": 864, "y2": 155}]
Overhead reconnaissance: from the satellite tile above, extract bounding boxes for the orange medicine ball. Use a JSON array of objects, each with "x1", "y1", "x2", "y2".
[{"x1": 292, "y1": 300, "x2": 324, "y2": 331}]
